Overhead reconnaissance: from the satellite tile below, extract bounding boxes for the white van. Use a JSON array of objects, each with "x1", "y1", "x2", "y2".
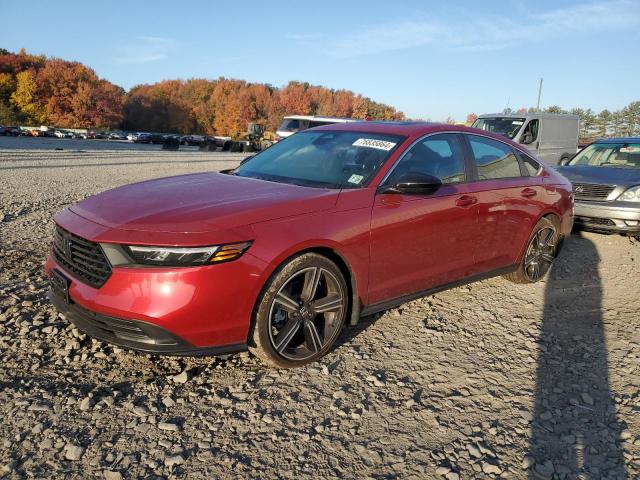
[
  {"x1": 275, "y1": 115, "x2": 359, "y2": 141},
  {"x1": 472, "y1": 113, "x2": 579, "y2": 165}
]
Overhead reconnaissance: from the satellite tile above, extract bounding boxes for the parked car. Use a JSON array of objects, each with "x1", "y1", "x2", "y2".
[
  {"x1": 1, "y1": 126, "x2": 21, "y2": 136},
  {"x1": 45, "y1": 122, "x2": 573, "y2": 367},
  {"x1": 108, "y1": 131, "x2": 126, "y2": 140},
  {"x1": 54, "y1": 130, "x2": 73, "y2": 138},
  {"x1": 181, "y1": 135, "x2": 205, "y2": 146},
  {"x1": 126, "y1": 132, "x2": 142, "y2": 141},
  {"x1": 133, "y1": 133, "x2": 151, "y2": 143},
  {"x1": 149, "y1": 133, "x2": 166, "y2": 144},
  {"x1": 557, "y1": 137, "x2": 640, "y2": 236},
  {"x1": 472, "y1": 113, "x2": 579, "y2": 165},
  {"x1": 86, "y1": 131, "x2": 106, "y2": 139},
  {"x1": 275, "y1": 115, "x2": 360, "y2": 142}
]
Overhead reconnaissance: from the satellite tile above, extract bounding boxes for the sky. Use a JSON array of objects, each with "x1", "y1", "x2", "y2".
[{"x1": 2, "y1": 0, "x2": 640, "y2": 121}]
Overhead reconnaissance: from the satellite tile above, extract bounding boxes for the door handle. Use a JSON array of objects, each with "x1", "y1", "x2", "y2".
[
  {"x1": 455, "y1": 195, "x2": 477, "y2": 207},
  {"x1": 521, "y1": 188, "x2": 537, "y2": 198}
]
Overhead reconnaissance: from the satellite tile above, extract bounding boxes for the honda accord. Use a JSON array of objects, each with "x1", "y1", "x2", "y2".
[{"x1": 46, "y1": 122, "x2": 573, "y2": 367}]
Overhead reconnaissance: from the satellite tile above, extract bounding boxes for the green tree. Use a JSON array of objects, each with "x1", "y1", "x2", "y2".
[
  {"x1": 544, "y1": 105, "x2": 567, "y2": 114},
  {"x1": 621, "y1": 101, "x2": 640, "y2": 136},
  {"x1": 0, "y1": 100, "x2": 20, "y2": 124},
  {"x1": 595, "y1": 109, "x2": 612, "y2": 137}
]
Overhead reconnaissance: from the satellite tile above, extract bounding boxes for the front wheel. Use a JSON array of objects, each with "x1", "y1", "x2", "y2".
[
  {"x1": 505, "y1": 217, "x2": 560, "y2": 284},
  {"x1": 249, "y1": 253, "x2": 348, "y2": 368}
]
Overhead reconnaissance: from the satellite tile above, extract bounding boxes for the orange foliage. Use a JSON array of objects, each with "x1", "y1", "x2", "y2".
[{"x1": 1, "y1": 49, "x2": 405, "y2": 134}]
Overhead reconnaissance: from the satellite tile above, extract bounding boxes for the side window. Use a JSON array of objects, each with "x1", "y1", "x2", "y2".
[
  {"x1": 468, "y1": 135, "x2": 522, "y2": 180},
  {"x1": 387, "y1": 134, "x2": 466, "y2": 185},
  {"x1": 309, "y1": 121, "x2": 330, "y2": 128},
  {"x1": 519, "y1": 152, "x2": 541, "y2": 176},
  {"x1": 521, "y1": 119, "x2": 539, "y2": 143}
]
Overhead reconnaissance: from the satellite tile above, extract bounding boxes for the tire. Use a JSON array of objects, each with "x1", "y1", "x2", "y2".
[
  {"x1": 249, "y1": 253, "x2": 349, "y2": 368},
  {"x1": 505, "y1": 216, "x2": 560, "y2": 284}
]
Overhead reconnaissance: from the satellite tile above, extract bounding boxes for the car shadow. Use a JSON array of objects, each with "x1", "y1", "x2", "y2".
[{"x1": 528, "y1": 232, "x2": 627, "y2": 479}]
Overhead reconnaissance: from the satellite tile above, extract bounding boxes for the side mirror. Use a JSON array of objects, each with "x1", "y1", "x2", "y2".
[
  {"x1": 521, "y1": 132, "x2": 534, "y2": 145},
  {"x1": 559, "y1": 157, "x2": 570, "y2": 166},
  {"x1": 379, "y1": 173, "x2": 442, "y2": 195}
]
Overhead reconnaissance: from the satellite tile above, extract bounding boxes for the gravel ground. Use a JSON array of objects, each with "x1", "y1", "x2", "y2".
[
  {"x1": 0, "y1": 136, "x2": 202, "y2": 152},
  {"x1": 0, "y1": 148, "x2": 638, "y2": 479}
]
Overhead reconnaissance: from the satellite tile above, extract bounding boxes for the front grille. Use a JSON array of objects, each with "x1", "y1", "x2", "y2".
[
  {"x1": 574, "y1": 216, "x2": 616, "y2": 226},
  {"x1": 573, "y1": 182, "x2": 616, "y2": 200},
  {"x1": 52, "y1": 226, "x2": 111, "y2": 288}
]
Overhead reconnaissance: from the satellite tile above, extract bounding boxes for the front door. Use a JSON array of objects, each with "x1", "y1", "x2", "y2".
[{"x1": 368, "y1": 133, "x2": 479, "y2": 305}]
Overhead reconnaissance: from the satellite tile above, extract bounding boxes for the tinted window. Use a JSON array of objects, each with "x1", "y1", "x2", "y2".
[
  {"x1": 236, "y1": 130, "x2": 404, "y2": 188},
  {"x1": 569, "y1": 143, "x2": 640, "y2": 169},
  {"x1": 521, "y1": 119, "x2": 539, "y2": 142},
  {"x1": 471, "y1": 117, "x2": 525, "y2": 139},
  {"x1": 309, "y1": 121, "x2": 332, "y2": 128},
  {"x1": 468, "y1": 136, "x2": 521, "y2": 179},
  {"x1": 386, "y1": 134, "x2": 466, "y2": 185},
  {"x1": 519, "y1": 153, "x2": 541, "y2": 176},
  {"x1": 278, "y1": 119, "x2": 301, "y2": 132}
]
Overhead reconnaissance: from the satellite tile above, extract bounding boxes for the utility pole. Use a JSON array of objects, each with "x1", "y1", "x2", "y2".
[{"x1": 536, "y1": 78, "x2": 543, "y2": 112}]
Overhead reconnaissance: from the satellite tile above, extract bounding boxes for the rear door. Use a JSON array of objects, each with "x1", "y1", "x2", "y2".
[
  {"x1": 368, "y1": 133, "x2": 480, "y2": 305},
  {"x1": 462, "y1": 134, "x2": 543, "y2": 272}
]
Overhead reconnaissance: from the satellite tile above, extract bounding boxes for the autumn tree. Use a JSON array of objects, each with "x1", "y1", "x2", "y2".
[
  {"x1": 0, "y1": 49, "x2": 406, "y2": 134},
  {"x1": 11, "y1": 70, "x2": 43, "y2": 123},
  {"x1": 278, "y1": 82, "x2": 311, "y2": 115}
]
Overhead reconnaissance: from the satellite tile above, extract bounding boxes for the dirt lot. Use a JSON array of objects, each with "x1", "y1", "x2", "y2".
[
  {"x1": 0, "y1": 135, "x2": 202, "y2": 152},
  {"x1": 0, "y1": 148, "x2": 638, "y2": 479}
]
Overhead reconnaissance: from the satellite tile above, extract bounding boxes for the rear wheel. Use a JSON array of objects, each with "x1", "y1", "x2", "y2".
[
  {"x1": 249, "y1": 253, "x2": 348, "y2": 368},
  {"x1": 505, "y1": 217, "x2": 559, "y2": 284}
]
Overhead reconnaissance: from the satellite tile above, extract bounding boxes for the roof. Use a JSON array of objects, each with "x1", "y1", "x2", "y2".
[
  {"x1": 282, "y1": 115, "x2": 359, "y2": 122},
  {"x1": 312, "y1": 121, "x2": 477, "y2": 137},
  {"x1": 593, "y1": 137, "x2": 640, "y2": 144},
  {"x1": 310, "y1": 121, "x2": 531, "y2": 153},
  {"x1": 477, "y1": 112, "x2": 580, "y2": 120}
]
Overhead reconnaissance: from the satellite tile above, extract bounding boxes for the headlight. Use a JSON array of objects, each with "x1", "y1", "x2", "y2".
[
  {"x1": 617, "y1": 185, "x2": 640, "y2": 202},
  {"x1": 120, "y1": 242, "x2": 252, "y2": 266}
]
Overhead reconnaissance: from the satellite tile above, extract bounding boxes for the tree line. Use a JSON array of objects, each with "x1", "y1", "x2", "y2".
[
  {"x1": 466, "y1": 102, "x2": 640, "y2": 139},
  {"x1": 0, "y1": 49, "x2": 404, "y2": 136}
]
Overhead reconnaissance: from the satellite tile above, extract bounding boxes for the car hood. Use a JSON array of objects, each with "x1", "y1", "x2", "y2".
[
  {"x1": 556, "y1": 165, "x2": 640, "y2": 187},
  {"x1": 70, "y1": 172, "x2": 339, "y2": 233}
]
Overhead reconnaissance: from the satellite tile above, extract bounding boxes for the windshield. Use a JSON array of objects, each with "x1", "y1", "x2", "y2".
[
  {"x1": 472, "y1": 117, "x2": 526, "y2": 139},
  {"x1": 277, "y1": 119, "x2": 303, "y2": 132},
  {"x1": 234, "y1": 130, "x2": 405, "y2": 189},
  {"x1": 569, "y1": 142, "x2": 640, "y2": 169}
]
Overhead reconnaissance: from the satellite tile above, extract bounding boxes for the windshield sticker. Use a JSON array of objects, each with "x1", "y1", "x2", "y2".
[
  {"x1": 512, "y1": 121, "x2": 524, "y2": 125},
  {"x1": 353, "y1": 138, "x2": 396, "y2": 151},
  {"x1": 620, "y1": 146, "x2": 640, "y2": 153},
  {"x1": 347, "y1": 174, "x2": 364, "y2": 185}
]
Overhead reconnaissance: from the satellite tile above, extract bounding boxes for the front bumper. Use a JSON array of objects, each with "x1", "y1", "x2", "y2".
[
  {"x1": 48, "y1": 288, "x2": 245, "y2": 355},
  {"x1": 44, "y1": 247, "x2": 269, "y2": 352},
  {"x1": 574, "y1": 200, "x2": 640, "y2": 233}
]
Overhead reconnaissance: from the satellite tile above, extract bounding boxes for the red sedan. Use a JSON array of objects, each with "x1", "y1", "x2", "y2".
[{"x1": 45, "y1": 122, "x2": 573, "y2": 367}]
